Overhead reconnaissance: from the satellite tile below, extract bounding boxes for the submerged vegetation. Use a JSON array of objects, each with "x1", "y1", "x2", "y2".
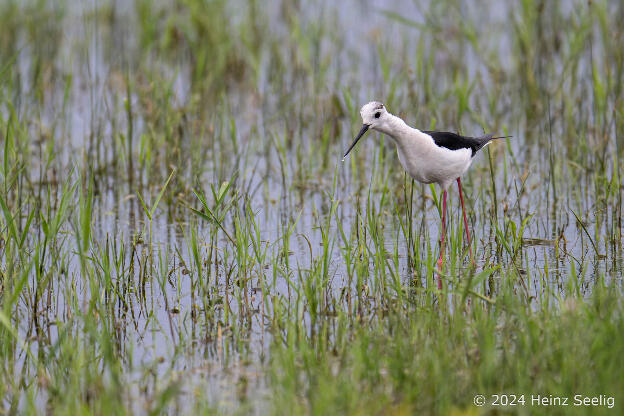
[{"x1": 0, "y1": 0, "x2": 623, "y2": 414}]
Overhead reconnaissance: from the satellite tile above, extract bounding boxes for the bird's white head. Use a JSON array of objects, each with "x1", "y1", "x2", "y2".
[
  {"x1": 359, "y1": 101, "x2": 388, "y2": 128},
  {"x1": 343, "y1": 101, "x2": 389, "y2": 160}
]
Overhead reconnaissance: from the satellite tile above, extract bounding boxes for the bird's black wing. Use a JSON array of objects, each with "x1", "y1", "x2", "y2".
[{"x1": 424, "y1": 131, "x2": 494, "y2": 157}]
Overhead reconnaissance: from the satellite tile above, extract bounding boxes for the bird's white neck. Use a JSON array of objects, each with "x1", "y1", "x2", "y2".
[{"x1": 374, "y1": 113, "x2": 427, "y2": 148}]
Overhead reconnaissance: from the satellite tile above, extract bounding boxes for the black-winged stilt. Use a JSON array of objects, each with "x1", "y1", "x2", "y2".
[{"x1": 343, "y1": 101, "x2": 509, "y2": 288}]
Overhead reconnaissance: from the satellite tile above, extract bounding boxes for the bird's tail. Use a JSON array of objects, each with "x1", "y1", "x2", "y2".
[
  {"x1": 474, "y1": 134, "x2": 512, "y2": 153},
  {"x1": 477, "y1": 134, "x2": 512, "y2": 142}
]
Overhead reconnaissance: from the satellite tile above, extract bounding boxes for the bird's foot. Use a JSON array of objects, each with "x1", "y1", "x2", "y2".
[
  {"x1": 464, "y1": 245, "x2": 475, "y2": 265},
  {"x1": 469, "y1": 251, "x2": 477, "y2": 267},
  {"x1": 436, "y1": 258, "x2": 444, "y2": 289}
]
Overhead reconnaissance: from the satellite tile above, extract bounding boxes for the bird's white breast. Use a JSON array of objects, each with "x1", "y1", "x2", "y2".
[{"x1": 393, "y1": 130, "x2": 473, "y2": 189}]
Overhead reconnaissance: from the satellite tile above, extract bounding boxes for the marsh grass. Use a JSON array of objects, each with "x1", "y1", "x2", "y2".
[{"x1": 0, "y1": 0, "x2": 623, "y2": 414}]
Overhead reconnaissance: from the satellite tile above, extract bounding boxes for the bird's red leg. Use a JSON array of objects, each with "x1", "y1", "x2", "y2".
[
  {"x1": 436, "y1": 190, "x2": 447, "y2": 289},
  {"x1": 457, "y1": 177, "x2": 473, "y2": 259}
]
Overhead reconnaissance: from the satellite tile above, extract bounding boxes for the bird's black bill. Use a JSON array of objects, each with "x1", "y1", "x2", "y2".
[{"x1": 342, "y1": 124, "x2": 370, "y2": 160}]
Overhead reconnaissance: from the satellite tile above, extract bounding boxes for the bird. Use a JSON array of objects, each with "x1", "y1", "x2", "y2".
[{"x1": 342, "y1": 101, "x2": 509, "y2": 289}]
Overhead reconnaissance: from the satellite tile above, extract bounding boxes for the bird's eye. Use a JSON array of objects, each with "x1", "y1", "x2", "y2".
[{"x1": 374, "y1": 112, "x2": 381, "y2": 118}]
